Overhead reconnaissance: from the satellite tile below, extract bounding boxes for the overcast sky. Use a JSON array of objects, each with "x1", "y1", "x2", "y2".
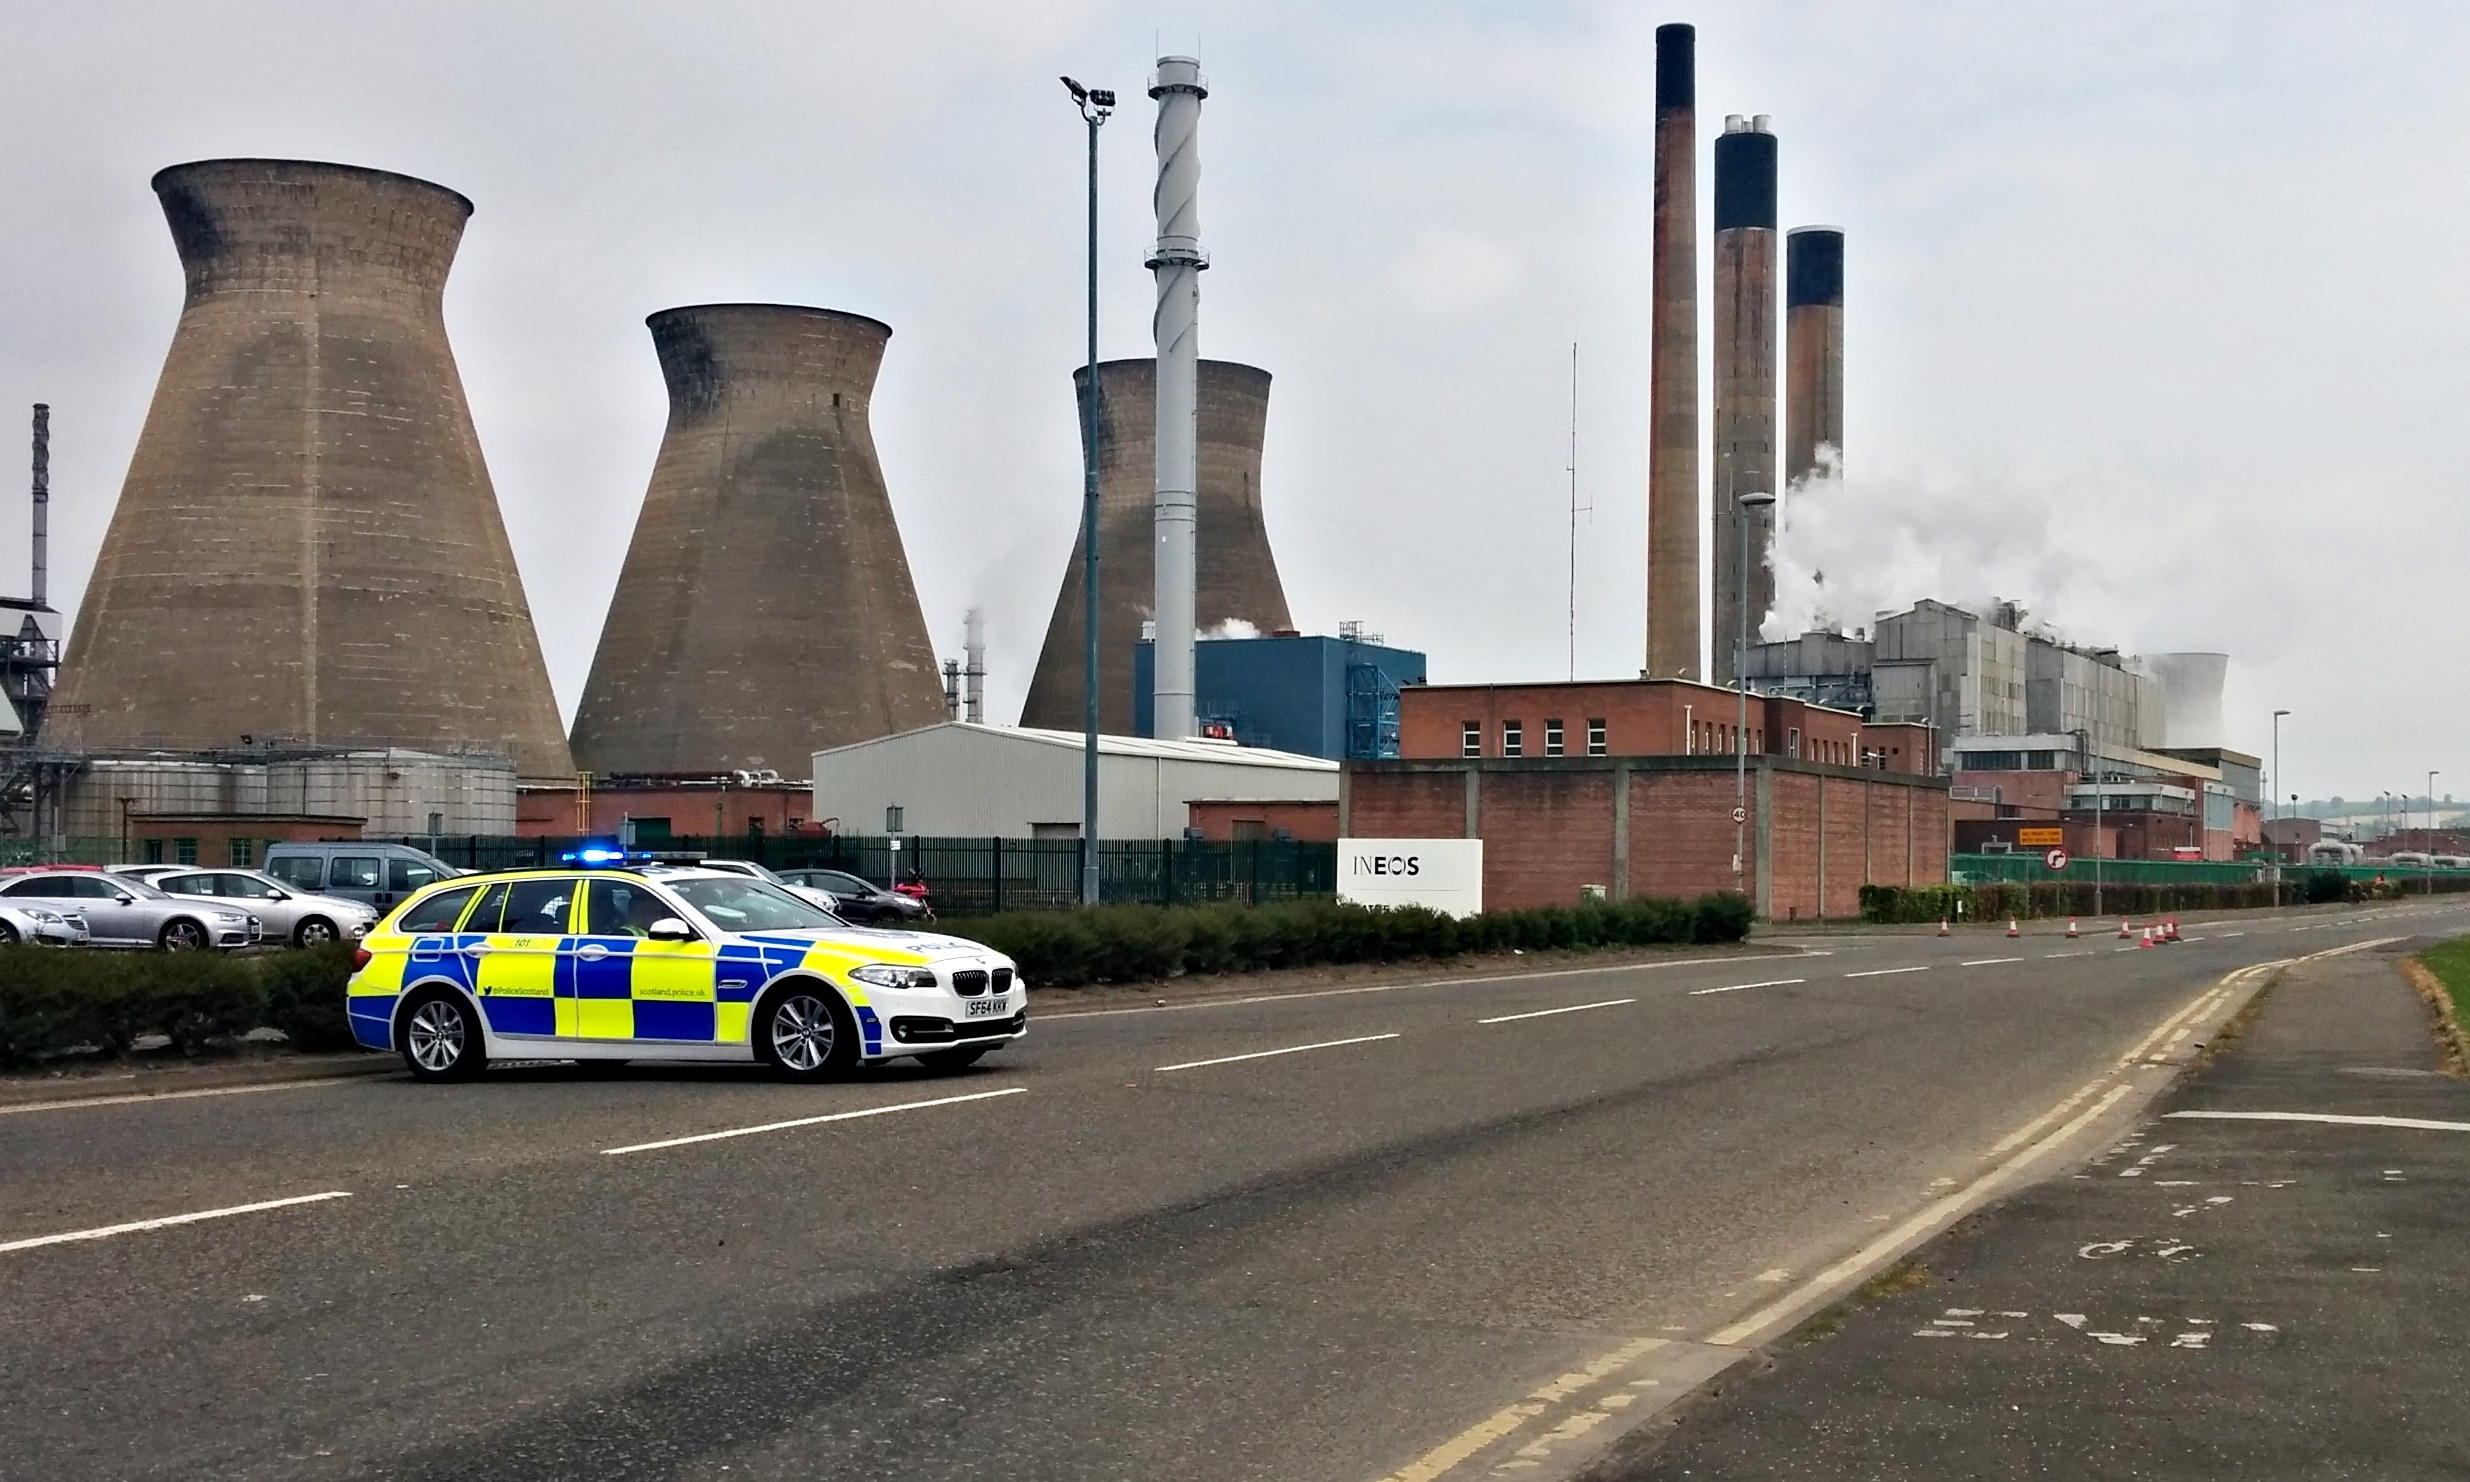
[{"x1": 2, "y1": 2, "x2": 2462, "y2": 802}]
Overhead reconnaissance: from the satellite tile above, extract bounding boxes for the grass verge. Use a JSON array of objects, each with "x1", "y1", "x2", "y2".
[{"x1": 2401, "y1": 937, "x2": 2470, "y2": 1078}]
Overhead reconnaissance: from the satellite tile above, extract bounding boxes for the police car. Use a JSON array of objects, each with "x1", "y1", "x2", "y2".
[{"x1": 345, "y1": 859, "x2": 1025, "y2": 1083}]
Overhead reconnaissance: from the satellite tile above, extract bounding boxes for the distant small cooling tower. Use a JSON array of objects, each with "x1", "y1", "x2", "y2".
[
  {"x1": 569, "y1": 305, "x2": 947, "y2": 775},
  {"x1": 1020, "y1": 359, "x2": 1292, "y2": 735},
  {"x1": 2149, "y1": 652, "x2": 2229, "y2": 749},
  {"x1": 47, "y1": 159, "x2": 572, "y2": 781}
]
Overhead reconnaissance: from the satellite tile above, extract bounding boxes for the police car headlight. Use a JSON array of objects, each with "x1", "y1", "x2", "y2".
[{"x1": 850, "y1": 964, "x2": 938, "y2": 990}]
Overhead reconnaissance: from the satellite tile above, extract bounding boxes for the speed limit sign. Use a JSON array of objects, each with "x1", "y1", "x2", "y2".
[
  {"x1": 2045, "y1": 847, "x2": 2070, "y2": 870},
  {"x1": 1732, "y1": 805, "x2": 1747, "y2": 824}
]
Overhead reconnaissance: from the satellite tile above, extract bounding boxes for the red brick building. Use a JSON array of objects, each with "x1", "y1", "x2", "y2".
[
  {"x1": 1185, "y1": 798, "x2": 1341, "y2": 842},
  {"x1": 1401, "y1": 677, "x2": 1872, "y2": 768}
]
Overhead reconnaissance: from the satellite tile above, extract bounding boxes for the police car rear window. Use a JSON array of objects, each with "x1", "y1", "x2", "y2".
[{"x1": 399, "y1": 885, "x2": 480, "y2": 933}]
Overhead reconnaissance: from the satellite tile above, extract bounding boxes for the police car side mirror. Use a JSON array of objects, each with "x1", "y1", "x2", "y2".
[{"x1": 647, "y1": 918, "x2": 696, "y2": 942}]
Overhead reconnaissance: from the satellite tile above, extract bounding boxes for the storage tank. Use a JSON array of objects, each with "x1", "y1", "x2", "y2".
[{"x1": 46, "y1": 159, "x2": 572, "y2": 781}]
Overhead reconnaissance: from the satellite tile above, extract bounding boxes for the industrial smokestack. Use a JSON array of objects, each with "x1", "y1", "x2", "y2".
[
  {"x1": 1020, "y1": 359, "x2": 1293, "y2": 734},
  {"x1": 1148, "y1": 55, "x2": 1208, "y2": 740},
  {"x1": 46, "y1": 159, "x2": 572, "y2": 779},
  {"x1": 963, "y1": 606, "x2": 986, "y2": 725},
  {"x1": 1711, "y1": 117, "x2": 1778, "y2": 684},
  {"x1": 29, "y1": 404, "x2": 47, "y2": 610},
  {"x1": 1785, "y1": 227, "x2": 1843, "y2": 490},
  {"x1": 571, "y1": 304, "x2": 947, "y2": 773},
  {"x1": 1645, "y1": 23, "x2": 1700, "y2": 681}
]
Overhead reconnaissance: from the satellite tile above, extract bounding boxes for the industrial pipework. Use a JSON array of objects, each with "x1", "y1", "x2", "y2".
[
  {"x1": 1645, "y1": 23, "x2": 1701, "y2": 681},
  {"x1": 1147, "y1": 55, "x2": 1208, "y2": 741},
  {"x1": 1785, "y1": 226, "x2": 1843, "y2": 489},
  {"x1": 1711, "y1": 116, "x2": 1779, "y2": 685}
]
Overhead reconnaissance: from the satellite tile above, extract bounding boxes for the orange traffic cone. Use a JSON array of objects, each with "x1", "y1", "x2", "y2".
[
  {"x1": 2119, "y1": 918, "x2": 2133, "y2": 938},
  {"x1": 1938, "y1": 918, "x2": 1950, "y2": 937},
  {"x1": 2165, "y1": 917, "x2": 2181, "y2": 942},
  {"x1": 2140, "y1": 927, "x2": 2155, "y2": 948},
  {"x1": 2067, "y1": 919, "x2": 2080, "y2": 938},
  {"x1": 2008, "y1": 917, "x2": 2020, "y2": 938}
]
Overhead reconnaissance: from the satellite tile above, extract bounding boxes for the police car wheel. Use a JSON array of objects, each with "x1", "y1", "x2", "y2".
[
  {"x1": 757, "y1": 985, "x2": 857, "y2": 1082},
  {"x1": 916, "y1": 1047, "x2": 989, "y2": 1072},
  {"x1": 398, "y1": 989, "x2": 485, "y2": 1082}
]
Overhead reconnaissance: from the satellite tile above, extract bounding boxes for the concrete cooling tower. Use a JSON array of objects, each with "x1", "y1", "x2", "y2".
[
  {"x1": 46, "y1": 159, "x2": 573, "y2": 781},
  {"x1": 1020, "y1": 358, "x2": 1292, "y2": 735},
  {"x1": 2148, "y1": 651, "x2": 2228, "y2": 749},
  {"x1": 569, "y1": 305, "x2": 947, "y2": 774}
]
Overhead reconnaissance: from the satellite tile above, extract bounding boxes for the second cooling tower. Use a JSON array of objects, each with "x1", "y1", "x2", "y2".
[
  {"x1": 569, "y1": 305, "x2": 947, "y2": 775},
  {"x1": 1020, "y1": 359, "x2": 1293, "y2": 735}
]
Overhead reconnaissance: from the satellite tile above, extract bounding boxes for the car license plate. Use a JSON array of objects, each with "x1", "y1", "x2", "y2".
[{"x1": 962, "y1": 997, "x2": 1008, "y2": 1019}]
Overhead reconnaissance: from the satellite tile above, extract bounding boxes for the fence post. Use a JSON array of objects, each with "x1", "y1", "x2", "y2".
[
  {"x1": 1163, "y1": 838, "x2": 1176, "y2": 907},
  {"x1": 991, "y1": 836, "x2": 1002, "y2": 915}
]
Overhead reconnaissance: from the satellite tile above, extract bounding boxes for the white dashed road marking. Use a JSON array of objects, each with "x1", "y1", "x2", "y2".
[
  {"x1": 1478, "y1": 998, "x2": 1636, "y2": 1025},
  {"x1": 601, "y1": 1087, "x2": 1027, "y2": 1154},
  {"x1": 1845, "y1": 966, "x2": 1930, "y2": 979},
  {"x1": 1961, "y1": 957, "x2": 2025, "y2": 967},
  {"x1": 1, "y1": 1191, "x2": 354, "y2": 1255},
  {"x1": 1154, "y1": 1033, "x2": 1400, "y2": 1074},
  {"x1": 1687, "y1": 978, "x2": 1806, "y2": 997},
  {"x1": 2166, "y1": 1110, "x2": 2470, "y2": 1134}
]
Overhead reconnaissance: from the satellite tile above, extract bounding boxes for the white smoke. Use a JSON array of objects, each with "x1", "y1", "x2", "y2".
[
  {"x1": 1763, "y1": 451, "x2": 2130, "y2": 647},
  {"x1": 1200, "y1": 618, "x2": 1261, "y2": 641}
]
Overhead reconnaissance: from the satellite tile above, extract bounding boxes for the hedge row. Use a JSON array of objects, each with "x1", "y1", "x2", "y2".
[
  {"x1": 1856, "y1": 870, "x2": 2468, "y2": 924},
  {"x1": 0, "y1": 944, "x2": 357, "y2": 1069},
  {"x1": 952, "y1": 893, "x2": 1754, "y2": 989}
]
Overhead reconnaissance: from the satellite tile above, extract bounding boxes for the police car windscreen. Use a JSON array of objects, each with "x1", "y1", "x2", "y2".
[{"x1": 667, "y1": 877, "x2": 840, "y2": 931}]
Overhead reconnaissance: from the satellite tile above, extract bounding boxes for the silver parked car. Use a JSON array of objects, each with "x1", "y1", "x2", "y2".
[
  {"x1": 150, "y1": 868, "x2": 379, "y2": 946},
  {"x1": 0, "y1": 901, "x2": 89, "y2": 947},
  {"x1": 0, "y1": 870, "x2": 258, "y2": 950}
]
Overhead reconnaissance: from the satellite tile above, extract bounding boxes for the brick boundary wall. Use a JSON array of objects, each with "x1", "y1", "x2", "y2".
[{"x1": 1342, "y1": 755, "x2": 1950, "y2": 918}]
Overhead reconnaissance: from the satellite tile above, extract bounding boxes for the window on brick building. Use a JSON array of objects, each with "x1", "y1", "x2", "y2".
[
  {"x1": 1502, "y1": 720, "x2": 1523, "y2": 757},
  {"x1": 1788, "y1": 727, "x2": 1801, "y2": 759},
  {"x1": 1587, "y1": 719, "x2": 1607, "y2": 756},
  {"x1": 1544, "y1": 719, "x2": 1564, "y2": 756},
  {"x1": 1461, "y1": 721, "x2": 1481, "y2": 758}
]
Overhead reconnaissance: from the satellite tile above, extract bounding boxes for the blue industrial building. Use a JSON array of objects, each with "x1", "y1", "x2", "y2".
[{"x1": 1134, "y1": 633, "x2": 1426, "y2": 760}]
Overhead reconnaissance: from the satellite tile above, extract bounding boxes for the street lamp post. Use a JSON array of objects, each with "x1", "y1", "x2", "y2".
[
  {"x1": 1062, "y1": 75, "x2": 1116, "y2": 907},
  {"x1": 2430, "y1": 770, "x2": 2442, "y2": 895},
  {"x1": 2272, "y1": 708, "x2": 2289, "y2": 903},
  {"x1": 1734, "y1": 489, "x2": 1776, "y2": 900}
]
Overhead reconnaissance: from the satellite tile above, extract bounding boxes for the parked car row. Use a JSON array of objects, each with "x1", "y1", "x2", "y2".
[{"x1": 0, "y1": 838, "x2": 937, "y2": 951}]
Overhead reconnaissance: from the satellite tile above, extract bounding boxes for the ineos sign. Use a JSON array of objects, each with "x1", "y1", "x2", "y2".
[
  {"x1": 1337, "y1": 839, "x2": 1483, "y2": 917},
  {"x1": 1354, "y1": 853, "x2": 1424, "y2": 877}
]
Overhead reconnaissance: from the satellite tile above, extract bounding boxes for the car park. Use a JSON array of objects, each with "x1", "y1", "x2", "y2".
[
  {"x1": 150, "y1": 867, "x2": 380, "y2": 946},
  {"x1": 347, "y1": 865, "x2": 1025, "y2": 1083},
  {"x1": 776, "y1": 868, "x2": 931, "y2": 924},
  {"x1": 0, "y1": 901, "x2": 89, "y2": 946},
  {"x1": 0, "y1": 869, "x2": 258, "y2": 949},
  {"x1": 261, "y1": 842, "x2": 458, "y2": 913}
]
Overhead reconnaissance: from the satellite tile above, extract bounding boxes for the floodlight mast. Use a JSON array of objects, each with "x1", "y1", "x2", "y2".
[{"x1": 1063, "y1": 73, "x2": 1115, "y2": 906}]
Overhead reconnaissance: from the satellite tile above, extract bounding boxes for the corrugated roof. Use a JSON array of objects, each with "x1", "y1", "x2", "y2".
[{"x1": 816, "y1": 722, "x2": 1338, "y2": 772}]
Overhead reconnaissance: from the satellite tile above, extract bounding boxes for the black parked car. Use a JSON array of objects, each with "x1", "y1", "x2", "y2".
[{"x1": 777, "y1": 868, "x2": 931, "y2": 924}]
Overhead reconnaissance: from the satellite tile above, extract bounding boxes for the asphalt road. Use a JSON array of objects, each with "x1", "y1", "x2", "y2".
[{"x1": 3, "y1": 899, "x2": 2464, "y2": 1482}]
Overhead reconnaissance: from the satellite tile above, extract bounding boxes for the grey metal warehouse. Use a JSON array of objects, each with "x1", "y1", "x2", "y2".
[{"x1": 810, "y1": 724, "x2": 1335, "y2": 839}]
